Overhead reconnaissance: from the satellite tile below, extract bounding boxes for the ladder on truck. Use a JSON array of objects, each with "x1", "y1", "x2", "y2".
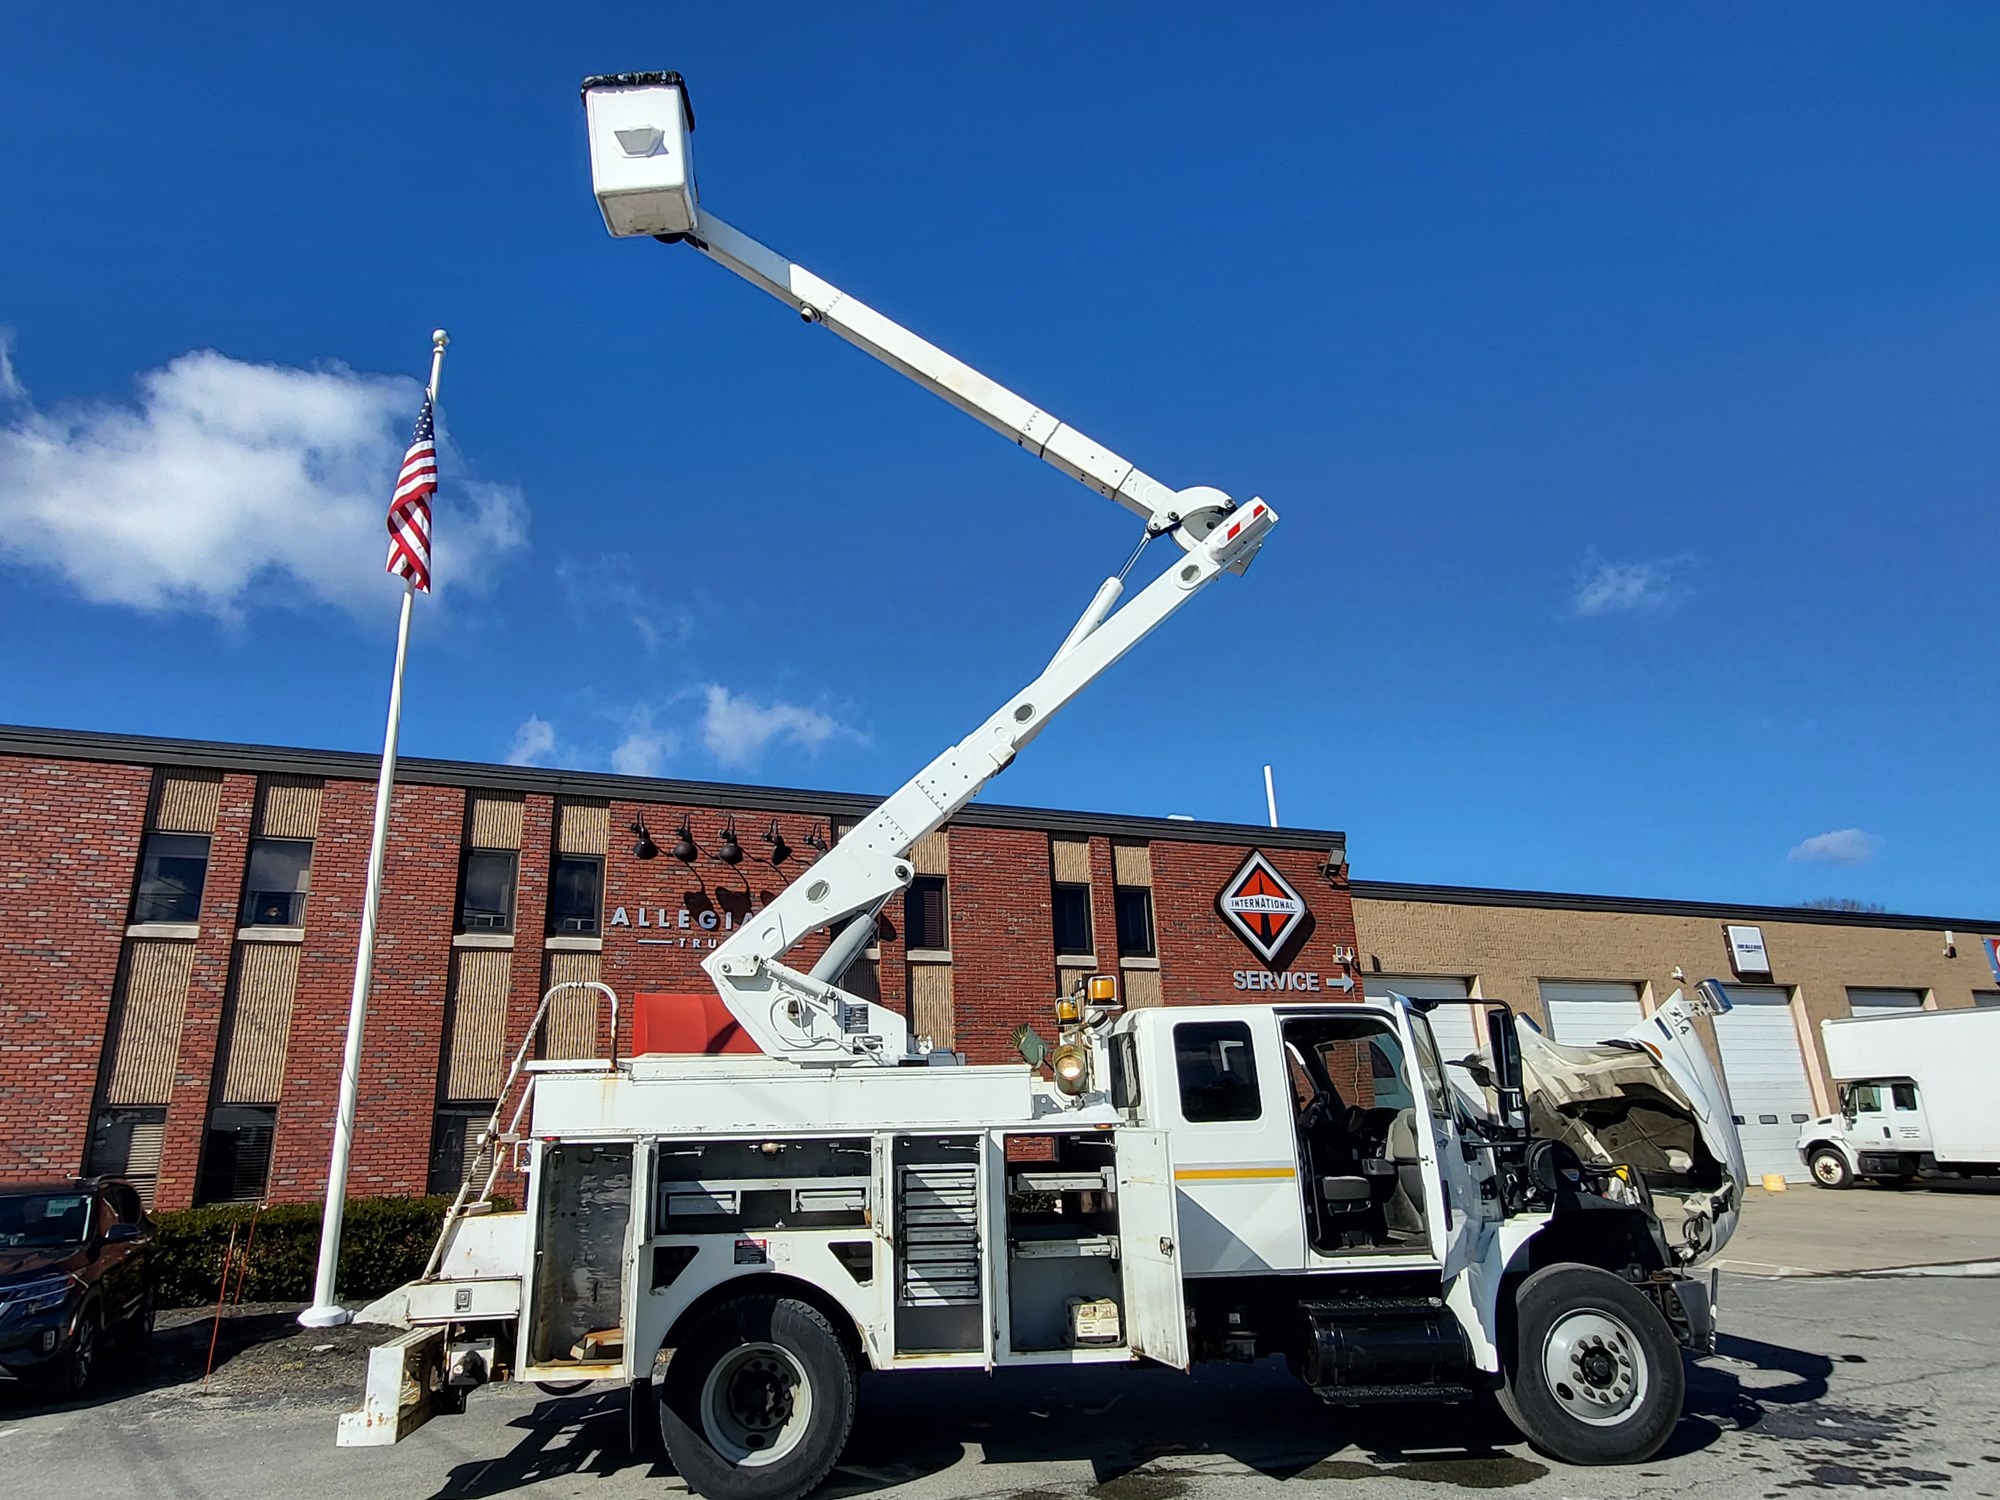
[{"x1": 422, "y1": 978, "x2": 621, "y2": 1279}]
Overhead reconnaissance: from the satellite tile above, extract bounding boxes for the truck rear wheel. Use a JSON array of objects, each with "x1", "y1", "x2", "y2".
[
  {"x1": 659, "y1": 1293, "x2": 855, "y2": 1500},
  {"x1": 1809, "y1": 1148, "x2": 1853, "y2": 1189},
  {"x1": 1498, "y1": 1264, "x2": 1683, "y2": 1465}
]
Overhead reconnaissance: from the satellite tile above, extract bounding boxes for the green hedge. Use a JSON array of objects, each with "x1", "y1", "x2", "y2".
[{"x1": 150, "y1": 1195, "x2": 511, "y2": 1309}]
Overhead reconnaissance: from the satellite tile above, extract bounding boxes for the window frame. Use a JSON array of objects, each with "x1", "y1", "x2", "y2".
[
  {"x1": 239, "y1": 835, "x2": 313, "y2": 927},
  {"x1": 196, "y1": 1104, "x2": 278, "y2": 1206},
  {"x1": 1051, "y1": 881, "x2": 1094, "y2": 958},
  {"x1": 132, "y1": 831, "x2": 212, "y2": 925},
  {"x1": 1173, "y1": 1019, "x2": 1263, "y2": 1124},
  {"x1": 547, "y1": 854, "x2": 606, "y2": 937},
  {"x1": 1113, "y1": 885, "x2": 1155, "y2": 959},
  {"x1": 904, "y1": 873, "x2": 949, "y2": 952},
  {"x1": 457, "y1": 848, "x2": 520, "y2": 935}
]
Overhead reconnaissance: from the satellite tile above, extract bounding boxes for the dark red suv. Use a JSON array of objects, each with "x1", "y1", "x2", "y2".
[{"x1": 0, "y1": 1178, "x2": 155, "y2": 1395}]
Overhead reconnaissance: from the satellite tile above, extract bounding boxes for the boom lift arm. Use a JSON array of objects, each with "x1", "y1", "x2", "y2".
[{"x1": 583, "y1": 73, "x2": 1279, "y2": 1063}]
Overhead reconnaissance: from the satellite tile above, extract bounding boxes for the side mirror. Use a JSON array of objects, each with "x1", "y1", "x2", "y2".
[
  {"x1": 105, "y1": 1222, "x2": 141, "y2": 1244},
  {"x1": 1486, "y1": 1007, "x2": 1529, "y2": 1137}
]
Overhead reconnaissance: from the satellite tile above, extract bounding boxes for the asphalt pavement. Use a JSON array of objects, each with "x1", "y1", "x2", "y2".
[{"x1": 5, "y1": 1272, "x2": 1999, "y2": 1500}]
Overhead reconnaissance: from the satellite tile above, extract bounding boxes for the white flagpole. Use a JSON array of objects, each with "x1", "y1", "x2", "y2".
[{"x1": 302, "y1": 329, "x2": 449, "y2": 1329}]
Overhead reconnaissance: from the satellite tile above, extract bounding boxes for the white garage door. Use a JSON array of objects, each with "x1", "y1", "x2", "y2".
[
  {"x1": 1847, "y1": 987, "x2": 1924, "y2": 1015},
  {"x1": 1364, "y1": 975, "x2": 1481, "y2": 1060},
  {"x1": 1714, "y1": 984, "x2": 1816, "y2": 1183},
  {"x1": 1538, "y1": 980, "x2": 1644, "y2": 1044}
]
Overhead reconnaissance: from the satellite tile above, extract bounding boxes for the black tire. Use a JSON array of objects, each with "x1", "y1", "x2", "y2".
[
  {"x1": 660, "y1": 1294, "x2": 856, "y2": 1500},
  {"x1": 55, "y1": 1306, "x2": 101, "y2": 1399},
  {"x1": 1809, "y1": 1148, "x2": 1853, "y2": 1190},
  {"x1": 1497, "y1": 1264, "x2": 1684, "y2": 1466}
]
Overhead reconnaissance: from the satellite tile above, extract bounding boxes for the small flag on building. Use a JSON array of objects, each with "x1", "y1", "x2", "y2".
[{"x1": 385, "y1": 394, "x2": 437, "y2": 593}]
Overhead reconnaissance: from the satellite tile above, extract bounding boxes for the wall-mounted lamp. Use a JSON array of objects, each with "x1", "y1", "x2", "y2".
[
  {"x1": 669, "y1": 817, "x2": 699, "y2": 865},
  {"x1": 1945, "y1": 930, "x2": 1957, "y2": 959},
  {"x1": 715, "y1": 816, "x2": 743, "y2": 865},
  {"x1": 763, "y1": 818, "x2": 792, "y2": 866},
  {"x1": 1316, "y1": 853, "x2": 1349, "y2": 887},
  {"x1": 1670, "y1": 965, "x2": 1687, "y2": 983},
  {"x1": 630, "y1": 815, "x2": 659, "y2": 861},
  {"x1": 804, "y1": 823, "x2": 830, "y2": 854}
]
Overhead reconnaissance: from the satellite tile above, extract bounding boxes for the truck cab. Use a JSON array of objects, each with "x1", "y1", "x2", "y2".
[{"x1": 1800, "y1": 1078, "x2": 1931, "y2": 1187}]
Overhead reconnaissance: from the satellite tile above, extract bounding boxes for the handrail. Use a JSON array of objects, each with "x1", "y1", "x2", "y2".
[{"x1": 420, "y1": 979, "x2": 621, "y2": 1280}]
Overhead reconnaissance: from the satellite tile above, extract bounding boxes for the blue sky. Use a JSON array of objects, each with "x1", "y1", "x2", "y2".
[{"x1": 2, "y1": 5, "x2": 1994, "y2": 917}]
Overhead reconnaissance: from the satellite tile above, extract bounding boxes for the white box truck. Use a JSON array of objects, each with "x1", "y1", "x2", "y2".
[{"x1": 1797, "y1": 1007, "x2": 2000, "y2": 1188}]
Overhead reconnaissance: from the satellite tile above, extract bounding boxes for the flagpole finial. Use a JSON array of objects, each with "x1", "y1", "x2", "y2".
[{"x1": 432, "y1": 328, "x2": 449, "y2": 349}]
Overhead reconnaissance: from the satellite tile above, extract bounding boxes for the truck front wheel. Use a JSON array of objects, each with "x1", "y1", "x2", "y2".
[
  {"x1": 1809, "y1": 1148, "x2": 1853, "y2": 1189},
  {"x1": 659, "y1": 1293, "x2": 856, "y2": 1500},
  {"x1": 1498, "y1": 1264, "x2": 1683, "y2": 1465}
]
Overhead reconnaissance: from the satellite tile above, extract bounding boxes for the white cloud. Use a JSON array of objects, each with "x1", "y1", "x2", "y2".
[
  {"x1": 0, "y1": 330, "x2": 24, "y2": 401},
  {"x1": 507, "y1": 715, "x2": 558, "y2": 767},
  {"x1": 1571, "y1": 551, "x2": 1691, "y2": 617},
  {"x1": 698, "y1": 684, "x2": 862, "y2": 770},
  {"x1": 0, "y1": 343, "x2": 527, "y2": 619},
  {"x1": 555, "y1": 551, "x2": 689, "y2": 652},
  {"x1": 1788, "y1": 828, "x2": 1878, "y2": 866},
  {"x1": 610, "y1": 707, "x2": 678, "y2": 778}
]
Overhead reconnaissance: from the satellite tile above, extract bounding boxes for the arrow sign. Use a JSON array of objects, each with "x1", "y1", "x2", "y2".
[{"x1": 1327, "y1": 974, "x2": 1355, "y2": 993}]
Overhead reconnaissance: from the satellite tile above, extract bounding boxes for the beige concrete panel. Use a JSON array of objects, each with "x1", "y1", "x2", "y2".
[
  {"x1": 154, "y1": 772, "x2": 222, "y2": 834},
  {"x1": 557, "y1": 799, "x2": 610, "y2": 857},
  {"x1": 910, "y1": 963, "x2": 955, "y2": 1050},
  {"x1": 911, "y1": 830, "x2": 949, "y2": 876},
  {"x1": 468, "y1": 793, "x2": 526, "y2": 851},
  {"x1": 443, "y1": 948, "x2": 513, "y2": 1100},
  {"x1": 258, "y1": 777, "x2": 324, "y2": 840},
  {"x1": 220, "y1": 943, "x2": 301, "y2": 1104},
  {"x1": 1052, "y1": 837, "x2": 1092, "y2": 885},
  {"x1": 544, "y1": 949, "x2": 602, "y2": 1060},
  {"x1": 1112, "y1": 842, "x2": 1153, "y2": 887},
  {"x1": 103, "y1": 940, "x2": 196, "y2": 1105},
  {"x1": 1122, "y1": 967, "x2": 1164, "y2": 1009}
]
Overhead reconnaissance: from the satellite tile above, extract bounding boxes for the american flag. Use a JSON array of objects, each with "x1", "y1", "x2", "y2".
[{"x1": 385, "y1": 394, "x2": 437, "y2": 593}]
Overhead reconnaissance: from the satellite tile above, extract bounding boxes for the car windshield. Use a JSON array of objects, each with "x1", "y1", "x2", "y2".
[{"x1": 0, "y1": 1192, "x2": 92, "y2": 1248}]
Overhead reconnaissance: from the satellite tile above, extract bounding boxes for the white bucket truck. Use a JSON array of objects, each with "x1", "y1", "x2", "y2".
[
  {"x1": 1798, "y1": 1007, "x2": 2000, "y2": 1188},
  {"x1": 336, "y1": 72, "x2": 1746, "y2": 1495}
]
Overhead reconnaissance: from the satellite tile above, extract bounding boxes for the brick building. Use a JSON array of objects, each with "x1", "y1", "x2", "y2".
[
  {"x1": 0, "y1": 726, "x2": 1355, "y2": 1210},
  {"x1": 2, "y1": 724, "x2": 1992, "y2": 1207}
]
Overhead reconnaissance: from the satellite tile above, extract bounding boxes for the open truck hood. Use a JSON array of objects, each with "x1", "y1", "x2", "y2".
[{"x1": 1515, "y1": 986, "x2": 1744, "y2": 1262}]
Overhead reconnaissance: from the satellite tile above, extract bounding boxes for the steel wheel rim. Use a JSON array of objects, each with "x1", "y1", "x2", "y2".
[
  {"x1": 699, "y1": 1341, "x2": 813, "y2": 1467},
  {"x1": 1541, "y1": 1308, "x2": 1646, "y2": 1426},
  {"x1": 70, "y1": 1317, "x2": 96, "y2": 1390},
  {"x1": 1813, "y1": 1154, "x2": 1843, "y2": 1185}
]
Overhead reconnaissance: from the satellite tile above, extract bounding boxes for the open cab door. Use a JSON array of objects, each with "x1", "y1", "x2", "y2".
[{"x1": 1114, "y1": 1128, "x2": 1188, "y2": 1370}]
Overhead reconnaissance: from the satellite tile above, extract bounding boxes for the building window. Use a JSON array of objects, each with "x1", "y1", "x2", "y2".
[
  {"x1": 1174, "y1": 1019, "x2": 1261, "y2": 1122},
  {"x1": 548, "y1": 855, "x2": 604, "y2": 936},
  {"x1": 904, "y1": 875, "x2": 949, "y2": 952},
  {"x1": 428, "y1": 1105, "x2": 493, "y2": 1195},
  {"x1": 1052, "y1": 882, "x2": 1093, "y2": 957},
  {"x1": 1114, "y1": 886, "x2": 1154, "y2": 958},
  {"x1": 132, "y1": 832, "x2": 210, "y2": 924},
  {"x1": 197, "y1": 1105, "x2": 276, "y2": 1205},
  {"x1": 240, "y1": 837, "x2": 312, "y2": 926},
  {"x1": 458, "y1": 850, "x2": 518, "y2": 934},
  {"x1": 87, "y1": 1106, "x2": 167, "y2": 1209}
]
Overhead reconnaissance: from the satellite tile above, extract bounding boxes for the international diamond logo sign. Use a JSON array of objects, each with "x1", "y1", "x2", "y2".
[{"x1": 1217, "y1": 851, "x2": 1308, "y2": 964}]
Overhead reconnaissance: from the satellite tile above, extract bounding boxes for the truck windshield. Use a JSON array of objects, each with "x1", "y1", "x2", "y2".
[{"x1": 0, "y1": 1191, "x2": 92, "y2": 1248}]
